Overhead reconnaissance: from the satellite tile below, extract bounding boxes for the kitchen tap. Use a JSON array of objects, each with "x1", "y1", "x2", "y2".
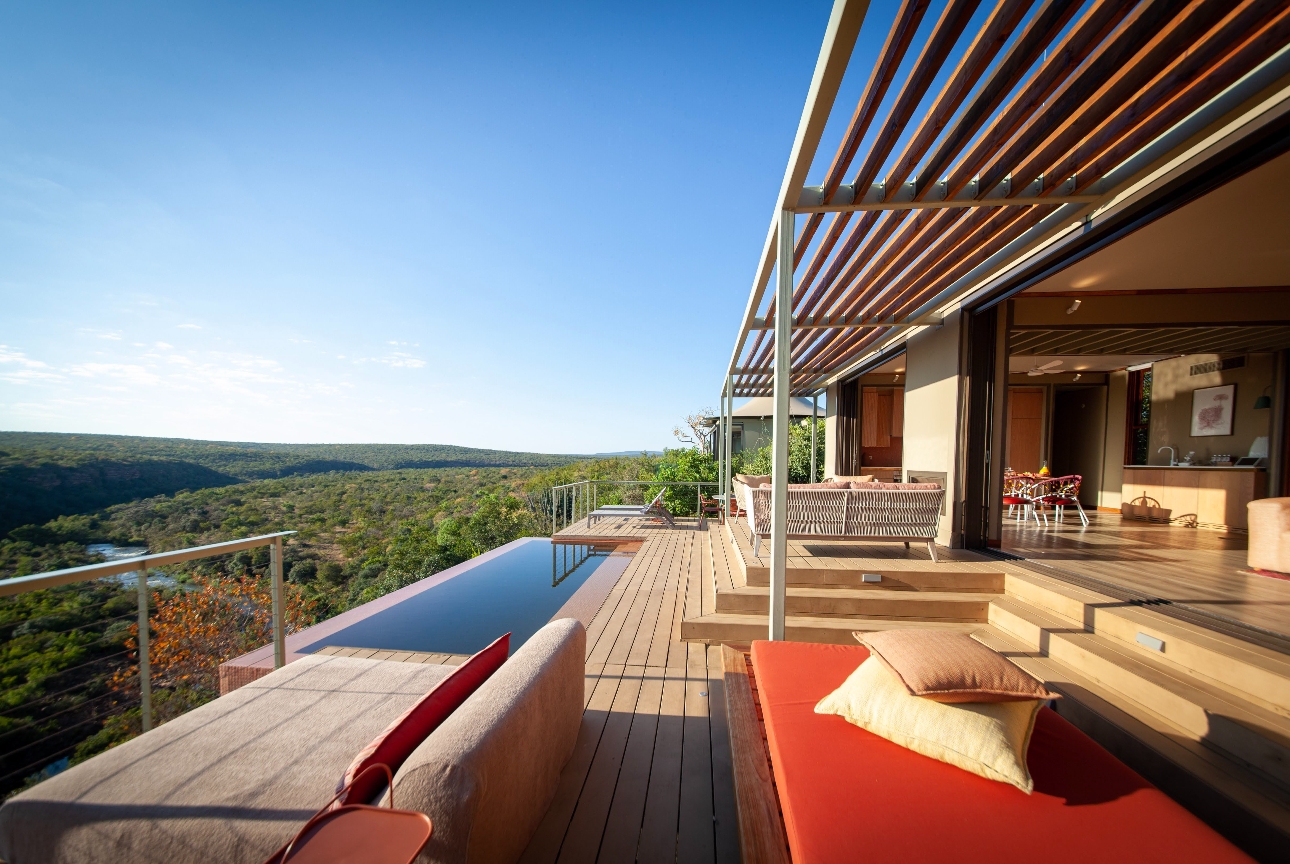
[{"x1": 1158, "y1": 446, "x2": 1176, "y2": 466}]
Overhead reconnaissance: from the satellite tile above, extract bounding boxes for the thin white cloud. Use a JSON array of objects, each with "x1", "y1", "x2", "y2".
[
  {"x1": 97, "y1": 332, "x2": 122, "y2": 340},
  {"x1": 0, "y1": 345, "x2": 50, "y2": 369},
  {"x1": 154, "y1": 341, "x2": 173, "y2": 349},
  {"x1": 355, "y1": 351, "x2": 426, "y2": 369},
  {"x1": 68, "y1": 363, "x2": 162, "y2": 388}
]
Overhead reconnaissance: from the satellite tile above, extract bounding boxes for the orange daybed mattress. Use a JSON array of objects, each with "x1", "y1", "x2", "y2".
[{"x1": 751, "y1": 640, "x2": 1251, "y2": 863}]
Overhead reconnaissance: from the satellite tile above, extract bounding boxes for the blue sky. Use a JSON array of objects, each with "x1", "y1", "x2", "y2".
[{"x1": 0, "y1": 1, "x2": 910, "y2": 453}]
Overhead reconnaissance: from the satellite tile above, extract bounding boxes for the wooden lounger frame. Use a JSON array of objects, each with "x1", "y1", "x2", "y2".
[{"x1": 720, "y1": 644, "x2": 791, "y2": 864}]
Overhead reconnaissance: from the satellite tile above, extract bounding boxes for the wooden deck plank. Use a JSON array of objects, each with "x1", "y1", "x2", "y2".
[
  {"x1": 628, "y1": 535, "x2": 678, "y2": 668},
  {"x1": 635, "y1": 661, "x2": 687, "y2": 863},
  {"x1": 645, "y1": 536, "x2": 684, "y2": 670},
  {"x1": 524, "y1": 523, "x2": 734, "y2": 864},
  {"x1": 587, "y1": 550, "x2": 655, "y2": 666},
  {"x1": 519, "y1": 666, "x2": 626, "y2": 864},
  {"x1": 557, "y1": 665, "x2": 648, "y2": 864},
  {"x1": 678, "y1": 641, "x2": 716, "y2": 864},
  {"x1": 596, "y1": 668, "x2": 666, "y2": 864}
]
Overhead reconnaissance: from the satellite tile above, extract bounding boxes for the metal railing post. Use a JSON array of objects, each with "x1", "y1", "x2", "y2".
[
  {"x1": 271, "y1": 537, "x2": 286, "y2": 669},
  {"x1": 136, "y1": 565, "x2": 152, "y2": 733}
]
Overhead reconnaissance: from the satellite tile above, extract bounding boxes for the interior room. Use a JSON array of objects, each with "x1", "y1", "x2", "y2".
[{"x1": 992, "y1": 149, "x2": 1290, "y2": 636}]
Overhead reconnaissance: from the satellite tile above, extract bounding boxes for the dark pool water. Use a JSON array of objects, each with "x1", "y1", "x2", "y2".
[{"x1": 298, "y1": 539, "x2": 613, "y2": 656}]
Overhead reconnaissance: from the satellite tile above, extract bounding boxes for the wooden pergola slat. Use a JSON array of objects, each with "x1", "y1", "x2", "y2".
[{"x1": 727, "y1": 0, "x2": 1290, "y2": 397}]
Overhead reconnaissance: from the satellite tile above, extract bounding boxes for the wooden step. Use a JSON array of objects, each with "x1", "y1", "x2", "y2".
[
  {"x1": 715, "y1": 585, "x2": 992, "y2": 622},
  {"x1": 989, "y1": 596, "x2": 1290, "y2": 790},
  {"x1": 1002, "y1": 568, "x2": 1290, "y2": 718},
  {"x1": 974, "y1": 625, "x2": 1290, "y2": 861},
  {"x1": 719, "y1": 520, "x2": 1004, "y2": 592},
  {"x1": 742, "y1": 567, "x2": 1005, "y2": 592},
  {"x1": 680, "y1": 612, "x2": 978, "y2": 646}
]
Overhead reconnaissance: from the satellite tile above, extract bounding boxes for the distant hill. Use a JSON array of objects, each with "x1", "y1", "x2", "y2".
[{"x1": 0, "y1": 432, "x2": 585, "y2": 535}]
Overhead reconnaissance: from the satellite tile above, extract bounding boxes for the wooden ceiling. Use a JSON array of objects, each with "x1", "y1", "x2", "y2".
[
  {"x1": 730, "y1": 0, "x2": 1290, "y2": 396},
  {"x1": 1010, "y1": 325, "x2": 1290, "y2": 355}
]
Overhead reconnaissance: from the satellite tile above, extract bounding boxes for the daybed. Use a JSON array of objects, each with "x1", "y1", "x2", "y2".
[
  {"x1": 0, "y1": 618, "x2": 586, "y2": 864},
  {"x1": 722, "y1": 639, "x2": 1252, "y2": 863},
  {"x1": 733, "y1": 478, "x2": 945, "y2": 562}
]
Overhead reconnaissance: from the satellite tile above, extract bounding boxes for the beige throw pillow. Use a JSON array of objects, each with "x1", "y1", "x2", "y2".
[
  {"x1": 734, "y1": 473, "x2": 771, "y2": 488},
  {"x1": 815, "y1": 657, "x2": 1042, "y2": 793},
  {"x1": 856, "y1": 629, "x2": 1060, "y2": 703}
]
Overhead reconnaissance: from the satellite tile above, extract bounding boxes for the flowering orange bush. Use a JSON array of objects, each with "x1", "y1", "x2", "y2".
[{"x1": 114, "y1": 575, "x2": 318, "y2": 699}]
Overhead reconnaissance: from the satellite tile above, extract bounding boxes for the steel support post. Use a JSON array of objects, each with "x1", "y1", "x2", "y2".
[
  {"x1": 136, "y1": 565, "x2": 152, "y2": 732},
  {"x1": 769, "y1": 209, "x2": 794, "y2": 641},
  {"x1": 716, "y1": 396, "x2": 725, "y2": 522},
  {"x1": 811, "y1": 393, "x2": 819, "y2": 482},
  {"x1": 271, "y1": 537, "x2": 286, "y2": 669},
  {"x1": 724, "y1": 374, "x2": 734, "y2": 519}
]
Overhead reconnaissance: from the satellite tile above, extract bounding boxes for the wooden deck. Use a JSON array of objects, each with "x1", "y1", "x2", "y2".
[
  {"x1": 522, "y1": 524, "x2": 739, "y2": 864},
  {"x1": 553, "y1": 515, "x2": 707, "y2": 544},
  {"x1": 1001, "y1": 511, "x2": 1290, "y2": 639}
]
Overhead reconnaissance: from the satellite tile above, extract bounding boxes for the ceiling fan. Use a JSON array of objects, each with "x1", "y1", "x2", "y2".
[{"x1": 1026, "y1": 360, "x2": 1064, "y2": 377}]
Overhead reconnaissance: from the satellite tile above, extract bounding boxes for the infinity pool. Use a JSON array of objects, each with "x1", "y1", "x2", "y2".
[{"x1": 295, "y1": 538, "x2": 631, "y2": 656}]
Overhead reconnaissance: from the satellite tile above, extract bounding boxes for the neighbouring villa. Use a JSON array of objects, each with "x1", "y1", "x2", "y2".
[{"x1": 4, "y1": 2, "x2": 1290, "y2": 862}]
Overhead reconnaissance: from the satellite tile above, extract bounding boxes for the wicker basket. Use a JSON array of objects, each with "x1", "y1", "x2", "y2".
[{"x1": 1121, "y1": 494, "x2": 1171, "y2": 523}]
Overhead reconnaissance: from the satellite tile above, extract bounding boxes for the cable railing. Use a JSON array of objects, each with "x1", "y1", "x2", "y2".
[
  {"x1": 548, "y1": 480, "x2": 719, "y2": 533},
  {"x1": 0, "y1": 531, "x2": 295, "y2": 796}
]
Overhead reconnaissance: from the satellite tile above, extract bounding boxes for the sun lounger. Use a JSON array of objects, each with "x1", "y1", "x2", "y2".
[
  {"x1": 0, "y1": 620, "x2": 587, "y2": 864},
  {"x1": 723, "y1": 640, "x2": 1252, "y2": 863},
  {"x1": 588, "y1": 488, "x2": 674, "y2": 526}
]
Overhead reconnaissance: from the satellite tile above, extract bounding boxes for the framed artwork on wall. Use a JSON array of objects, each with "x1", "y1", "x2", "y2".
[{"x1": 1191, "y1": 384, "x2": 1236, "y2": 436}]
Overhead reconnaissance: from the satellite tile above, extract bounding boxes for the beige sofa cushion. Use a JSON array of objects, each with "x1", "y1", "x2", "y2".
[
  {"x1": 0, "y1": 654, "x2": 457, "y2": 864},
  {"x1": 1249, "y1": 497, "x2": 1290, "y2": 573},
  {"x1": 393, "y1": 617, "x2": 585, "y2": 864}
]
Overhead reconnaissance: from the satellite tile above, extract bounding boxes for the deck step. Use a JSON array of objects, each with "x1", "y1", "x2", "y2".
[
  {"x1": 989, "y1": 596, "x2": 1290, "y2": 790},
  {"x1": 715, "y1": 585, "x2": 993, "y2": 621},
  {"x1": 680, "y1": 612, "x2": 978, "y2": 645},
  {"x1": 1002, "y1": 568, "x2": 1290, "y2": 718},
  {"x1": 974, "y1": 624, "x2": 1290, "y2": 861},
  {"x1": 720, "y1": 520, "x2": 1004, "y2": 591}
]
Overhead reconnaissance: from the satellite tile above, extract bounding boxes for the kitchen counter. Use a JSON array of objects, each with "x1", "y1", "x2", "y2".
[
  {"x1": 1122, "y1": 465, "x2": 1266, "y2": 530},
  {"x1": 1123, "y1": 464, "x2": 1264, "y2": 470}
]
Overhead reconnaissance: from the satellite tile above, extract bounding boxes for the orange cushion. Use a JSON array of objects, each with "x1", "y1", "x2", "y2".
[
  {"x1": 857, "y1": 629, "x2": 1061, "y2": 703},
  {"x1": 750, "y1": 640, "x2": 1251, "y2": 864},
  {"x1": 337, "y1": 633, "x2": 510, "y2": 805}
]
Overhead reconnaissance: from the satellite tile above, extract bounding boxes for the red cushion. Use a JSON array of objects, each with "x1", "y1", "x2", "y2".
[
  {"x1": 750, "y1": 640, "x2": 1251, "y2": 864},
  {"x1": 337, "y1": 633, "x2": 510, "y2": 805}
]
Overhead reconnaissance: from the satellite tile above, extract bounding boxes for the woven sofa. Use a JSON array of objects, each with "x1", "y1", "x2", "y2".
[
  {"x1": 0, "y1": 618, "x2": 585, "y2": 864},
  {"x1": 735, "y1": 479, "x2": 945, "y2": 562}
]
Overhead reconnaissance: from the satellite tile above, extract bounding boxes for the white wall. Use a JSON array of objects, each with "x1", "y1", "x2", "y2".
[
  {"x1": 902, "y1": 311, "x2": 964, "y2": 547},
  {"x1": 1101, "y1": 370, "x2": 1128, "y2": 510}
]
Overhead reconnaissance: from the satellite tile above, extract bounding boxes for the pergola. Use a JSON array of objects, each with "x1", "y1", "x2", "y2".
[{"x1": 716, "y1": 0, "x2": 1290, "y2": 639}]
